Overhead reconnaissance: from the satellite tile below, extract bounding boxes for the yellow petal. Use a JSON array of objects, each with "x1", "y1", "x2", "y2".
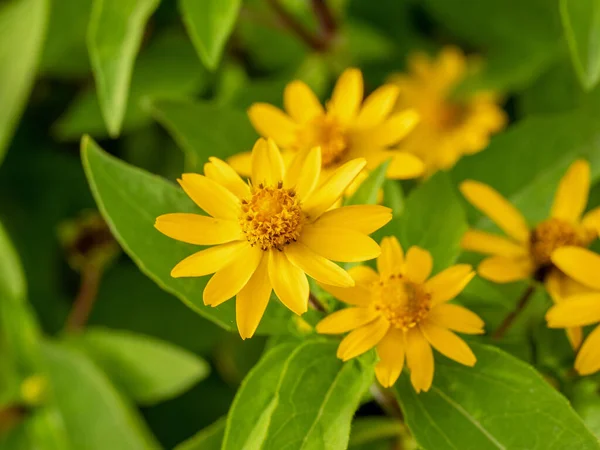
[
  {"x1": 567, "y1": 327, "x2": 583, "y2": 351},
  {"x1": 405, "y1": 246, "x2": 433, "y2": 283},
  {"x1": 461, "y1": 229, "x2": 527, "y2": 257},
  {"x1": 427, "y1": 303, "x2": 485, "y2": 335},
  {"x1": 315, "y1": 205, "x2": 392, "y2": 235},
  {"x1": 301, "y1": 225, "x2": 381, "y2": 262},
  {"x1": 204, "y1": 157, "x2": 250, "y2": 198},
  {"x1": 283, "y1": 146, "x2": 310, "y2": 189},
  {"x1": 550, "y1": 160, "x2": 590, "y2": 222},
  {"x1": 268, "y1": 249, "x2": 309, "y2": 315},
  {"x1": 303, "y1": 158, "x2": 367, "y2": 218},
  {"x1": 285, "y1": 241, "x2": 354, "y2": 287},
  {"x1": 582, "y1": 206, "x2": 600, "y2": 235},
  {"x1": 318, "y1": 282, "x2": 372, "y2": 307},
  {"x1": 545, "y1": 293, "x2": 600, "y2": 327},
  {"x1": 284, "y1": 80, "x2": 324, "y2": 123},
  {"x1": 551, "y1": 247, "x2": 600, "y2": 290},
  {"x1": 460, "y1": 180, "x2": 529, "y2": 244},
  {"x1": 477, "y1": 256, "x2": 532, "y2": 283},
  {"x1": 329, "y1": 68, "x2": 363, "y2": 124},
  {"x1": 227, "y1": 151, "x2": 253, "y2": 177},
  {"x1": 405, "y1": 327, "x2": 434, "y2": 393},
  {"x1": 236, "y1": 254, "x2": 272, "y2": 340},
  {"x1": 286, "y1": 147, "x2": 321, "y2": 201},
  {"x1": 203, "y1": 244, "x2": 263, "y2": 307},
  {"x1": 386, "y1": 152, "x2": 425, "y2": 180},
  {"x1": 371, "y1": 110, "x2": 420, "y2": 147},
  {"x1": 155, "y1": 213, "x2": 242, "y2": 246},
  {"x1": 420, "y1": 322, "x2": 476, "y2": 367},
  {"x1": 251, "y1": 138, "x2": 285, "y2": 186},
  {"x1": 545, "y1": 269, "x2": 585, "y2": 350},
  {"x1": 425, "y1": 264, "x2": 475, "y2": 305},
  {"x1": 179, "y1": 174, "x2": 240, "y2": 220},
  {"x1": 354, "y1": 84, "x2": 399, "y2": 129},
  {"x1": 375, "y1": 328, "x2": 405, "y2": 388},
  {"x1": 377, "y1": 236, "x2": 404, "y2": 279},
  {"x1": 316, "y1": 307, "x2": 379, "y2": 334},
  {"x1": 171, "y1": 241, "x2": 247, "y2": 278},
  {"x1": 336, "y1": 316, "x2": 389, "y2": 361},
  {"x1": 348, "y1": 265, "x2": 379, "y2": 285},
  {"x1": 248, "y1": 103, "x2": 297, "y2": 147},
  {"x1": 575, "y1": 325, "x2": 600, "y2": 375}
]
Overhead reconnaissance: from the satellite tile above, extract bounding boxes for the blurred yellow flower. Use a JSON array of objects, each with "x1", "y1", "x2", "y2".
[
  {"x1": 390, "y1": 46, "x2": 507, "y2": 175},
  {"x1": 229, "y1": 68, "x2": 424, "y2": 185},
  {"x1": 316, "y1": 236, "x2": 482, "y2": 393},
  {"x1": 155, "y1": 138, "x2": 391, "y2": 339},
  {"x1": 546, "y1": 247, "x2": 600, "y2": 375},
  {"x1": 460, "y1": 160, "x2": 600, "y2": 348}
]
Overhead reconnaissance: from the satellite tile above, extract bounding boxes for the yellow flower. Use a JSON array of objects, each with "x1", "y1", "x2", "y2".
[
  {"x1": 460, "y1": 159, "x2": 600, "y2": 348},
  {"x1": 546, "y1": 247, "x2": 600, "y2": 375},
  {"x1": 229, "y1": 68, "x2": 424, "y2": 185},
  {"x1": 155, "y1": 138, "x2": 391, "y2": 339},
  {"x1": 390, "y1": 46, "x2": 507, "y2": 175},
  {"x1": 316, "y1": 236, "x2": 483, "y2": 393}
]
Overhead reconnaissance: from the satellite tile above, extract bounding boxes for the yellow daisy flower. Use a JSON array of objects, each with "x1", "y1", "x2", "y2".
[
  {"x1": 229, "y1": 68, "x2": 424, "y2": 185},
  {"x1": 155, "y1": 138, "x2": 392, "y2": 339},
  {"x1": 460, "y1": 159, "x2": 600, "y2": 348},
  {"x1": 390, "y1": 46, "x2": 507, "y2": 175},
  {"x1": 316, "y1": 236, "x2": 483, "y2": 393},
  {"x1": 546, "y1": 247, "x2": 600, "y2": 375}
]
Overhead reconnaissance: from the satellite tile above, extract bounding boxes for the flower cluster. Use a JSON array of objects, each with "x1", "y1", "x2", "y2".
[{"x1": 154, "y1": 46, "x2": 600, "y2": 392}]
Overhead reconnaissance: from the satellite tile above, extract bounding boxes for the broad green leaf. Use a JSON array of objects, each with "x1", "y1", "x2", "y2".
[
  {"x1": 87, "y1": 0, "x2": 160, "y2": 137},
  {"x1": 348, "y1": 417, "x2": 404, "y2": 448},
  {"x1": 0, "y1": 0, "x2": 49, "y2": 165},
  {"x1": 174, "y1": 417, "x2": 225, "y2": 450},
  {"x1": 180, "y1": 0, "x2": 241, "y2": 70},
  {"x1": 395, "y1": 342, "x2": 600, "y2": 450},
  {"x1": 81, "y1": 136, "x2": 292, "y2": 334},
  {"x1": 560, "y1": 0, "x2": 600, "y2": 90},
  {"x1": 222, "y1": 340, "x2": 376, "y2": 450},
  {"x1": 345, "y1": 161, "x2": 390, "y2": 206},
  {"x1": 149, "y1": 99, "x2": 257, "y2": 169},
  {"x1": 76, "y1": 327, "x2": 209, "y2": 404},
  {"x1": 55, "y1": 32, "x2": 208, "y2": 140},
  {"x1": 43, "y1": 341, "x2": 159, "y2": 450},
  {"x1": 397, "y1": 173, "x2": 467, "y2": 274}
]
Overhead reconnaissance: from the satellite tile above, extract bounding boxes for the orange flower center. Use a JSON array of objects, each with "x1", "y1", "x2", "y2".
[
  {"x1": 300, "y1": 115, "x2": 349, "y2": 168},
  {"x1": 372, "y1": 275, "x2": 432, "y2": 329},
  {"x1": 240, "y1": 182, "x2": 304, "y2": 251},
  {"x1": 530, "y1": 218, "x2": 593, "y2": 268}
]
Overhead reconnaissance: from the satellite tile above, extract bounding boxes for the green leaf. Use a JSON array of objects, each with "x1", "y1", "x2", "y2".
[
  {"x1": 81, "y1": 136, "x2": 292, "y2": 334},
  {"x1": 395, "y1": 342, "x2": 600, "y2": 450},
  {"x1": 87, "y1": 0, "x2": 160, "y2": 137},
  {"x1": 56, "y1": 31, "x2": 208, "y2": 141},
  {"x1": 345, "y1": 161, "x2": 390, "y2": 206},
  {"x1": 222, "y1": 340, "x2": 376, "y2": 450},
  {"x1": 397, "y1": 173, "x2": 467, "y2": 274},
  {"x1": 348, "y1": 417, "x2": 404, "y2": 447},
  {"x1": 76, "y1": 327, "x2": 209, "y2": 405},
  {"x1": 174, "y1": 417, "x2": 225, "y2": 450},
  {"x1": 149, "y1": 99, "x2": 257, "y2": 169},
  {"x1": 560, "y1": 0, "x2": 600, "y2": 90},
  {"x1": 180, "y1": 0, "x2": 241, "y2": 70},
  {"x1": 0, "y1": 0, "x2": 49, "y2": 165},
  {"x1": 43, "y1": 340, "x2": 160, "y2": 450}
]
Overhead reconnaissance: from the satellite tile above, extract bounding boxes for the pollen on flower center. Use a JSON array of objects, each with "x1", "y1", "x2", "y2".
[
  {"x1": 372, "y1": 275, "x2": 432, "y2": 329},
  {"x1": 240, "y1": 182, "x2": 304, "y2": 251},
  {"x1": 306, "y1": 115, "x2": 349, "y2": 168},
  {"x1": 530, "y1": 218, "x2": 589, "y2": 268}
]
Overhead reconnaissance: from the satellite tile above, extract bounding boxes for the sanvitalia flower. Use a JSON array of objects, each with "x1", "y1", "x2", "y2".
[
  {"x1": 390, "y1": 46, "x2": 507, "y2": 175},
  {"x1": 460, "y1": 160, "x2": 600, "y2": 348},
  {"x1": 546, "y1": 247, "x2": 600, "y2": 375},
  {"x1": 229, "y1": 68, "x2": 424, "y2": 185},
  {"x1": 316, "y1": 236, "x2": 482, "y2": 392},
  {"x1": 155, "y1": 138, "x2": 391, "y2": 339}
]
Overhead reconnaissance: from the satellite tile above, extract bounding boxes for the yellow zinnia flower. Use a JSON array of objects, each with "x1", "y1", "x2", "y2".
[
  {"x1": 229, "y1": 68, "x2": 424, "y2": 185},
  {"x1": 390, "y1": 46, "x2": 507, "y2": 175},
  {"x1": 546, "y1": 247, "x2": 600, "y2": 375},
  {"x1": 316, "y1": 236, "x2": 483, "y2": 393},
  {"x1": 460, "y1": 159, "x2": 600, "y2": 348},
  {"x1": 155, "y1": 138, "x2": 391, "y2": 339}
]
